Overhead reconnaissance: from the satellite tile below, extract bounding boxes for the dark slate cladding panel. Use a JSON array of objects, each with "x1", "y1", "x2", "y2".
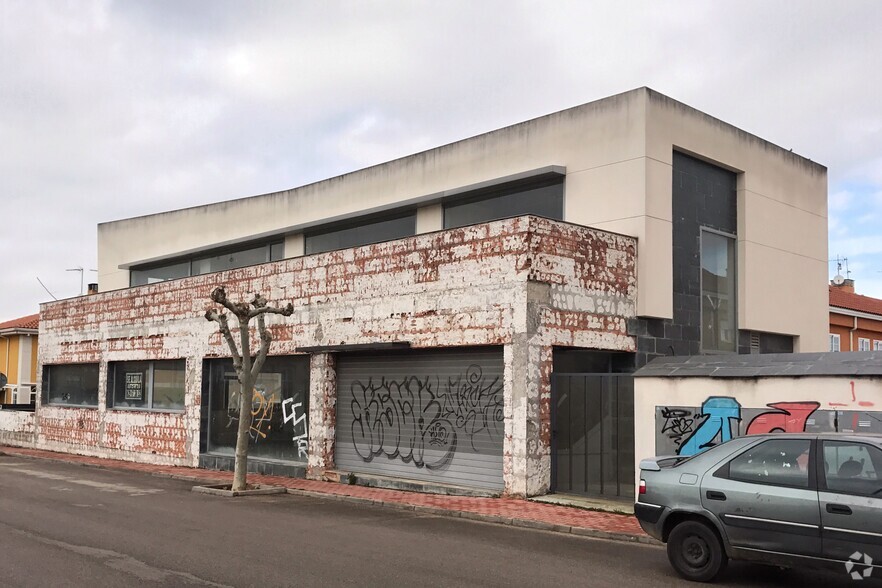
[
  {"x1": 672, "y1": 151, "x2": 737, "y2": 329},
  {"x1": 632, "y1": 152, "x2": 738, "y2": 369},
  {"x1": 632, "y1": 153, "x2": 794, "y2": 366}
]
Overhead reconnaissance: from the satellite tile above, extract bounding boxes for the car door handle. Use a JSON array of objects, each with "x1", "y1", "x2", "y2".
[
  {"x1": 826, "y1": 503, "x2": 852, "y2": 515},
  {"x1": 706, "y1": 491, "x2": 727, "y2": 501}
]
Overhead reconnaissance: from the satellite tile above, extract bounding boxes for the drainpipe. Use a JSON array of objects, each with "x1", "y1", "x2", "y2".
[
  {"x1": 1, "y1": 335, "x2": 8, "y2": 403},
  {"x1": 850, "y1": 316, "x2": 858, "y2": 351}
]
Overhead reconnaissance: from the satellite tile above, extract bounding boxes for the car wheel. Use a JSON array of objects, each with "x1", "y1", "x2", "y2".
[{"x1": 667, "y1": 520, "x2": 728, "y2": 582}]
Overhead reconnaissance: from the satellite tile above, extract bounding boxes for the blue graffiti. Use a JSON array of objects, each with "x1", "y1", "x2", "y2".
[{"x1": 677, "y1": 396, "x2": 742, "y2": 456}]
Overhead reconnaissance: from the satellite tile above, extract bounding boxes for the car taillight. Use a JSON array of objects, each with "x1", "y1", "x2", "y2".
[{"x1": 639, "y1": 479, "x2": 647, "y2": 495}]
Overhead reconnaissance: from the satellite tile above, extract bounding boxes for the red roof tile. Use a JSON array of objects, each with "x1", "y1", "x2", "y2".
[
  {"x1": 829, "y1": 286, "x2": 882, "y2": 317},
  {"x1": 0, "y1": 313, "x2": 40, "y2": 331}
]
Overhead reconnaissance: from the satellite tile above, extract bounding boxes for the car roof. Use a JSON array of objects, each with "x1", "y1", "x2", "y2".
[{"x1": 748, "y1": 432, "x2": 882, "y2": 443}]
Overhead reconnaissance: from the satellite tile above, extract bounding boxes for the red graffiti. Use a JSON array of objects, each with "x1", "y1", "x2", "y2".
[{"x1": 746, "y1": 401, "x2": 821, "y2": 435}]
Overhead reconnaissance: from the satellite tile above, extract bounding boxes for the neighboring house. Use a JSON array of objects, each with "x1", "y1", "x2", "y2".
[
  {"x1": 31, "y1": 87, "x2": 828, "y2": 500},
  {"x1": 0, "y1": 313, "x2": 39, "y2": 406},
  {"x1": 829, "y1": 279, "x2": 882, "y2": 352}
]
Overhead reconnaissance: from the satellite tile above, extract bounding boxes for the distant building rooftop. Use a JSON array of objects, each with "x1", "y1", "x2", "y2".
[
  {"x1": 0, "y1": 313, "x2": 40, "y2": 333},
  {"x1": 829, "y1": 284, "x2": 882, "y2": 317},
  {"x1": 634, "y1": 352, "x2": 882, "y2": 378}
]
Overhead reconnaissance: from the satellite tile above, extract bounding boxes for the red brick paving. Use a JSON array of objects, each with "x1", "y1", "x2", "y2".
[{"x1": 0, "y1": 446, "x2": 647, "y2": 540}]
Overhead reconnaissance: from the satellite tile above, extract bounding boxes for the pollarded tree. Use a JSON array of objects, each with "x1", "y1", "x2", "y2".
[{"x1": 205, "y1": 286, "x2": 293, "y2": 491}]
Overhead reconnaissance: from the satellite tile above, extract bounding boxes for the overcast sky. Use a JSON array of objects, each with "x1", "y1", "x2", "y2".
[{"x1": 1, "y1": 1, "x2": 881, "y2": 320}]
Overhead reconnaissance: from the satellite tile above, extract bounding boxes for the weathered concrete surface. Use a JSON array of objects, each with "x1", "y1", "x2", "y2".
[{"x1": 0, "y1": 410, "x2": 34, "y2": 447}]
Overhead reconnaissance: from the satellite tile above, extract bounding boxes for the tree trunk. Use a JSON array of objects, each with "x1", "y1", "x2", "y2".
[
  {"x1": 204, "y1": 286, "x2": 293, "y2": 493},
  {"x1": 232, "y1": 372, "x2": 253, "y2": 491}
]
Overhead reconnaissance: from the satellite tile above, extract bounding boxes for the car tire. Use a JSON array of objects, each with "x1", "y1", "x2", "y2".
[{"x1": 667, "y1": 520, "x2": 728, "y2": 582}]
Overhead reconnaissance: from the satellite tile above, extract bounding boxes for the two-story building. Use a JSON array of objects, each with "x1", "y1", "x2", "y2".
[
  {"x1": 0, "y1": 313, "x2": 39, "y2": 406},
  {"x1": 31, "y1": 87, "x2": 828, "y2": 500},
  {"x1": 829, "y1": 279, "x2": 882, "y2": 352}
]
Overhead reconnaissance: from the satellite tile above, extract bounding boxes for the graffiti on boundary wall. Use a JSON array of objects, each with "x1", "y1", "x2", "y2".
[{"x1": 656, "y1": 395, "x2": 882, "y2": 456}]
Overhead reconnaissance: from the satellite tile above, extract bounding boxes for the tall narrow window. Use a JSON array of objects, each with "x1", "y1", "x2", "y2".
[{"x1": 701, "y1": 229, "x2": 736, "y2": 352}]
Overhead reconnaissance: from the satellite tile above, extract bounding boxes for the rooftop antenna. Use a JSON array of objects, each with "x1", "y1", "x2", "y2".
[
  {"x1": 66, "y1": 267, "x2": 98, "y2": 296},
  {"x1": 831, "y1": 256, "x2": 848, "y2": 286},
  {"x1": 36, "y1": 277, "x2": 58, "y2": 301}
]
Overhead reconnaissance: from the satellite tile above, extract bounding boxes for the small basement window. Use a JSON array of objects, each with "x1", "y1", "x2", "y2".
[
  {"x1": 108, "y1": 360, "x2": 186, "y2": 411},
  {"x1": 43, "y1": 364, "x2": 100, "y2": 407}
]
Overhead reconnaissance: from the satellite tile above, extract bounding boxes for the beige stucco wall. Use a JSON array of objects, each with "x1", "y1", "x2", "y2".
[
  {"x1": 97, "y1": 87, "x2": 827, "y2": 348},
  {"x1": 634, "y1": 375, "x2": 882, "y2": 485},
  {"x1": 644, "y1": 93, "x2": 828, "y2": 350}
]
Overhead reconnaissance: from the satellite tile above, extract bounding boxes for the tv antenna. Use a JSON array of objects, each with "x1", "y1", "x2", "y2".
[
  {"x1": 830, "y1": 256, "x2": 850, "y2": 285},
  {"x1": 36, "y1": 277, "x2": 58, "y2": 301},
  {"x1": 66, "y1": 267, "x2": 98, "y2": 296}
]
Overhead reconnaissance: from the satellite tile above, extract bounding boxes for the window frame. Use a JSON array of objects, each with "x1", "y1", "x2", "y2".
[
  {"x1": 716, "y1": 438, "x2": 816, "y2": 490},
  {"x1": 874, "y1": 340, "x2": 882, "y2": 351},
  {"x1": 829, "y1": 333, "x2": 841, "y2": 352},
  {"x1": 699, "y1": 227, "x2": 738, "y2": 354},
  {"x1": 42, "y1": 363, "x2": 101, "y2": 408},
  {"x1": 107, "y1": 359, "x2": 186, "y2": 412},
  {"x1": 858, "y1": 337, "x2": 871, "y2": 352},
  {"x1": 818, "y1": 440, "x2": 882, "y2": 499}
]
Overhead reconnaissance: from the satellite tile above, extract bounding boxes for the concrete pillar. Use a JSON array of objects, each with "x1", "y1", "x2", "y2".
[
  {"x1": 415, "y1": 204, "x2": 443, "y2": 233},
  {"x1": 307, "y1": 352, "x2": 337, "y2": 480},
  {"x1": 503, "y1": 281, "x2": 553, "y2": 497}
]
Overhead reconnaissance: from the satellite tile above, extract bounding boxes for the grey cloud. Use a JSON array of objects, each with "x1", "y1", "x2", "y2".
[{"x1": 2, "y1": 0, "x2": 882, "y2": 318}]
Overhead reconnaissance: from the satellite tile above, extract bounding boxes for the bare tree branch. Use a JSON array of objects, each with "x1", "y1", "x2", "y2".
[
  {"x1": 210, "y1": 286, "x2": 250, "y2": 318},
  {"x1": 205, "y1": 309, "x2": 242, "y2": 371},
  {"x1": 238, "y1": 316, "x2": 253, "y2": 376},
  {"x1": 248, "y1": 303, "x2": 294, "y2": 319},
  {"x1": 250, "y1": 312, "x2": 272, "y2": 381}
]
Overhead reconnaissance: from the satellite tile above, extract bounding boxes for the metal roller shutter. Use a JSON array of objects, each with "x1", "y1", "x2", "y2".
[{"x1": 335, "y1": 348, "x2": 504, "y2": 491}]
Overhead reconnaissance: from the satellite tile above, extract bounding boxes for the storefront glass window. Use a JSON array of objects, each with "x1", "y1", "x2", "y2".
[{"x1": 206, "y1": 356, "x2": 310, "y2": 462}]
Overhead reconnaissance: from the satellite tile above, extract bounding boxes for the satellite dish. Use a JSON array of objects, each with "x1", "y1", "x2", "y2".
[{"x1": 833, "y1": 274, "x2": 846, "y2": 285}]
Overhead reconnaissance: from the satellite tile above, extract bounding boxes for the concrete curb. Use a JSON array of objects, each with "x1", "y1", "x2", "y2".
[
  {"x1": 193, "y1": 484, "x2": 288, "y2": 497},
  {"x1": 285, "y1": 488, "x2": 660, "y2": 546}
]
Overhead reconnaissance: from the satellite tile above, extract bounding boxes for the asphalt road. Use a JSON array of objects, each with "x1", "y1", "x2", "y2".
[{"x1": 0, "y1": 454, "x2": 875, "y2": 587}]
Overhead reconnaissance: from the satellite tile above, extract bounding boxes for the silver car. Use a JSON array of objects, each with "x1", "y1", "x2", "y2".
[{"x1": 635, "y1": 433, "x2": 882, "y2": 582}]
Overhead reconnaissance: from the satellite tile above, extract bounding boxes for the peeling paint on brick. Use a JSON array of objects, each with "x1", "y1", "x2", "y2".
[{"x1": 35, "y1": 216, "x2": 637, "y2": 489}]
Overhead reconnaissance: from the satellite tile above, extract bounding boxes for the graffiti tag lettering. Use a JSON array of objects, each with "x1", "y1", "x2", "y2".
[
  {"x1": 440, "y1": 365, "x2": 504, "y2": 450},
  {"x1": 350, "y1": 365, "x2": 503, "y2": 470},
  {"x1": 282, "y1": 398, "x2": 309, "y2": 459},
  {"x1": 745, "y1": 401, "x2": 820, "y2": 435},
  {"x1": 660, "y1": 407, "x2": 698, "y2": 449},
  {"x1": 657, "y1": 397, "x2": 839, "y2": 456},
  {"x1": 677, "y1": 397, "x2": 742, "y2": 456}
]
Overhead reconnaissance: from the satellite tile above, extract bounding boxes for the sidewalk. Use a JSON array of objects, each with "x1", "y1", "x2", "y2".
[{"x1": 0, "y1": 446, "x2": 653, "y2": 545}]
